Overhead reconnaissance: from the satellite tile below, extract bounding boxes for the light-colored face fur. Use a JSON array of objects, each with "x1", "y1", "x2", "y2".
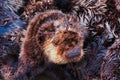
[{"x1": 43, "y1": 20, "x2": 84, "y2": 64}]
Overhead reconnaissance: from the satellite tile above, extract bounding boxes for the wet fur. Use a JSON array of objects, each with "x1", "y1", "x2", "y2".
[
  {"x1": 1, "y1": 10, "x2": 85, "y2": 80},
  {"x1": 17, "y1": 10, "x2": 84, "y2": 80},
  {"x1": 1, "y1": 0, "x2": 120, "y2": 80},
  {"x1": 101, "y1": 39, "x2": 120, "y2": 80}
]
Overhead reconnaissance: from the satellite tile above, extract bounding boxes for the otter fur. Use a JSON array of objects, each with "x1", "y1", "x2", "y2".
[
  {"x1": 1, "y1": 10, "x2": 85, "y2": 80},
  {"x1": 3, "y1": 0, "x2": 25, "y2": 15},
  {"x1": 101, "y1": 39, "x2": 120, "y2": 80}
]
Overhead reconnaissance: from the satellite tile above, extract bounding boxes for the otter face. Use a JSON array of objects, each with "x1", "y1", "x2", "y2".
[
  {"x1": 43, "y1": 20, "x2": 84, "y2": 64},
  {"x1": 22, "y1": 10, "x2": 85, "y2": 64}
]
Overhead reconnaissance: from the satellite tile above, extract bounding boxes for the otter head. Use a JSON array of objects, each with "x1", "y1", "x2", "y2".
[{"x1": 21, "y1": 10, "x2": 85, "y2": 64}]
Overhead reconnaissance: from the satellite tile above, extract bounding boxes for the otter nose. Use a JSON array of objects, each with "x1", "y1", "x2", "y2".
[{"x1": 66, "y1": 52, "x2": 80, "y2": 58}]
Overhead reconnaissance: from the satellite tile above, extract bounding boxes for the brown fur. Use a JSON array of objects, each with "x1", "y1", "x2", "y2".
[
  {"x1": 1, "y1": 10, "x2": 85, "y2": 80},
  {"x1": 21, "y1": 0, "x2": 57, "y2": 23},
  {"x1": 101, "y1": 39, "x2": 120, "y2": 80},
  {"x1": 18, "y1": 10, "x2": 84, "y2": 80}
]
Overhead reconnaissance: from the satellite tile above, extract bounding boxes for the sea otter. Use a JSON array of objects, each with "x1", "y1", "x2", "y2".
[{"x1": 1, "y1": 10, "x2": 85, "y2": 80}]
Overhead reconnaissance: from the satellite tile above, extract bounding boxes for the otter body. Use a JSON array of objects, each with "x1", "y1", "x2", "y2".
[{"x1": 1, "y1": 10, "x2": 85, "y2": 80}]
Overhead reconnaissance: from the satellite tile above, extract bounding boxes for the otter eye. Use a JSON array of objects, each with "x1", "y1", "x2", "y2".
[{"x1": 52, "y1": 41, "x2": 58, "y2": 46}]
